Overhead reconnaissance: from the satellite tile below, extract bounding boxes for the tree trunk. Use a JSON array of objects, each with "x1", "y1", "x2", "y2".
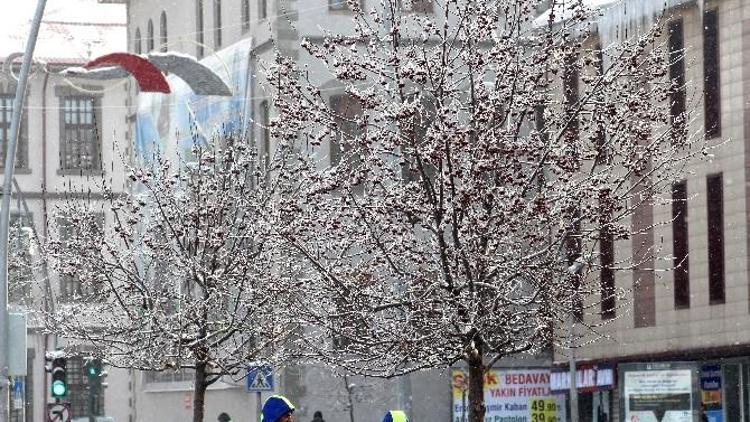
[
  {"x1": 192, "y1": 361, "x2": 208, "y2": 422},
  {"x1": 467, "y1": 344, "x2": 486, "y2": 422}
]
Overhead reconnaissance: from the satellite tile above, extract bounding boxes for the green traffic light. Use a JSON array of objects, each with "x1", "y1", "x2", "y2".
[{"x1": 51, "y1": 380, "x2": 67, "y2": 397}]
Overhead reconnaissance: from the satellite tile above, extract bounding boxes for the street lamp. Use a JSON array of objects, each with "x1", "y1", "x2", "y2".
[{"x1": 0, "y1": 2, "x2": 48, "y2": 421}]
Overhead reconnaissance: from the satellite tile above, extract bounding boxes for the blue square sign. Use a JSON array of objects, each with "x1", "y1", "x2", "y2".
[{"x1": 247, "y1": 365, "x2": 274, "y2": 392}]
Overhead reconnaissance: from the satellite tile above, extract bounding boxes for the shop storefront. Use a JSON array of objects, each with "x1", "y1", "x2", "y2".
[
  {"x1": 452, "y1": 367, "x2": 567, "y2": 422},
  {"x1": 551, "y1": 364, "x2": 616, "y2": 422},
  {"x1": 698, "y1": 360, "x2": 750, "y2": 422},
  {"x1": 616, "y1": 359, "x2": 750, "y2": 422}
]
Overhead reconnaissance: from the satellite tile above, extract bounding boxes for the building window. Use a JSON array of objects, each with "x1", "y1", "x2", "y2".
[
  {"x1": 668, "y1": 18, "x2": 686, "y2": 130},
  {"x1": 672, "y1": 180, "x2": 690, "y2": 309},
  {"x1": 159, "y1": 11, "x2": 168, "y2": 52},
  {"x1": 147, "y1": 19, "x2": 154, "y2": 52},
  {"x1": 600, "y1": 227, "x2": 615, "y2": 319},
  {"x1": 8, "y1": 213, "x2": 33, "y2": 306},
  {"x1": 401, "y1": 96, "x2": 437, "y2": 182},
  {"x1": 60, "y1": 96, "x2": 100, "y2": 171},
  {"x1": 65, "y1": 357, "x2": 105, "y2": 419},
  {"x1": 58, "y1": 213, "x2": 104, "y2": 301},
  {"x1": 196, "y1": 0, "x2": 204, "y2": 58},
  {"x1": 214, "y1": 0, "x2": 222, "y2": 49},
  {"x1": 134, "y1": 28, "x2": 142, "y2": 54},
  {"x1": 399, "y1": 0, "x2": 433, "y2": 13},
  {"x1": 563, "y1": 54, "x2": 579, "y2": 140},
  {"x1": 329, "y1": 0, "x2": 357, "y2": 10},
  {"x1": 703, "y1": 9, "x2": 721, "y2": 138},
  {"x1": 707, "y1": 173, "x2": 724, "y2": 304},
  {"x1": 330, "y1": 94, "x2": 363, "y2": 166},
  {"x1": 242, "y1": 0, "x2": 250, "y2": 32},
  {"x1": 258, "y1": 100, "x2": 270, "y2": 172},
  {"x1": 259, "y1": 0, "x2": 267, "y2": 19},
  {"x1": 0, "y1": 94, "x2": 28, "y2": 170}
]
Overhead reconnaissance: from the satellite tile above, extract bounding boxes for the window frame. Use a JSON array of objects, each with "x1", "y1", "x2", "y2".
[
  {"x1": 668, "y1": 18, "x2": 686, "y2": 130},
  {"x1": 196, "y1": 0, "x2": 204, "y2": 58},
  {"x1": 57, "y1": 89, "x2": 103, "y2": 174},
  {"x1": 242, "y1": 0, "x2": 250, "y2": 32},
  {"x1": 329, "y1": 0, "x2": 364, "y2": 11},
  {"x1": 707, "y1": 173, "x2": 725, "y2": 305},
  {"x1": 147, "y1": 19, "x2": 154, "y2": 52},
  {"x1": 64, "y1": 356, "x2": 105, "y2": 419},
  {"x1": 57, "y1": 212, "x2": 105, "y2": 302},
  {"x1": 0, "y1": 92, "x2": 29, "y2": 172},
  {"x1": 258, "y1": 100, "x2": 270, "y2": 174},
  {"x1": 398, "y1": 0, "x2": 433, "y2": 13},
  {"x1": 8, "y1": 212, "x2": 33, "y2": 306},
  {"x1": 213, "y1": 0, "x2": 222, "y2": 49},
  {"x1": 329, "y1": 94, "x2": 363, "y2": 167},
  {"x1": 672, "y1": 180, "x2": 690, "y2": 309},
  {"x1": 703, "y1": 8, "x2": 721, "y2": 139},
  {"x1": 159, "y1": 11, "x2": 168, "y2": 52},
  {"x1": 134, "y1": 27, "x2": 142, "y2": 54}
]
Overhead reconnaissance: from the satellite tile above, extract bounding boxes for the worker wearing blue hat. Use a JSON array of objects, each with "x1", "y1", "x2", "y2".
[
  {"x1": 382, "y1": 410, "x2": 409, "y2": 422},
  {"x1": 262, "y1": 395, "x2": 295, "y2": 422}
]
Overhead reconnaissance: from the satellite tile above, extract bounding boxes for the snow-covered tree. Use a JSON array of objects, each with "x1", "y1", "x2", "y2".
[
  {"x1": 269, "y1": 1, "x2": 706, "y2": 421},
  {"x1": 45, "y1": 132, "x2": 300, "y2": 422}
]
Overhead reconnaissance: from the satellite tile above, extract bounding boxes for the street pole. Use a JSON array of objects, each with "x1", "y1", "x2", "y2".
[
  {"x1": 256, "y1": 391, "x2": 262, "y2": 422},
  {"x1": 0, "y1": 1, "x2": 48, "y2": 420},
  {"x1": 569, "y1": 315, "x2": 578, "y2": 422}
]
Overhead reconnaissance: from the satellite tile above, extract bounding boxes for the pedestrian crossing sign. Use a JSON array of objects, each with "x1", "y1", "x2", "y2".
[{"x1": 246, "y1": 365, "x2": 274, "y2": 392}]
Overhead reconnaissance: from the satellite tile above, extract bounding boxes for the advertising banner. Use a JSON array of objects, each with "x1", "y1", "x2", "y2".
[
  {"x1": 452, "y1": 368, "x2": 567, "y2": 422},
  {"x1": 623, "y1": 368, "x2": 693, "y2": 422},
  {"x1": 700, "y1": 365, "x2": 722, "y2": 422},
  {"x1": 135, "y1": 37, "x2": 253, "y2": 163}
]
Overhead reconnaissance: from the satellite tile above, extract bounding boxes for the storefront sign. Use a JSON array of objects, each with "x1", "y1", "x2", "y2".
[
  {"x1": 623, "y1": 368, "x2": 693, "y2": 422},
  {"x1": 452, "y1": 368, "x2": 567, "y2": 422},
  {"x1": 550, "y1": 364, "x2": 616, "y2": 393}
]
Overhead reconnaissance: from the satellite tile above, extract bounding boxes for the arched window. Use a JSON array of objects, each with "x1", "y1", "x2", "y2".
[
  {"x1": 213, "y1": 0, "x2": 222, "y2": 48},
  {"x1": 159, "y1": 11, "x2": 168, "y2": 52},
  {"x1": 196, "y1": 0, "x2": 204, "y2": 58},
  {"x1": 134, "y1": 28, "x2": 142, "y2": 54},
  {"x1": 242, "y1": 0, "x2": 250, "y2": 32},
  {"x1": 147, "y1": 19, "x2": 154, "y2": 51}
]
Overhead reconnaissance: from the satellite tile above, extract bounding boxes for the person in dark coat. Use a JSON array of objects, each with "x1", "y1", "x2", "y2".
[{"x1": 311, "y1": 411, "x2": 325, "y2": 422}]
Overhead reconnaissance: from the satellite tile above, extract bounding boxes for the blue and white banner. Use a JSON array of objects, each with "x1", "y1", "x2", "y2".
[{"x1": 135, "y1": 37, "x2": 253, "y2": 163}]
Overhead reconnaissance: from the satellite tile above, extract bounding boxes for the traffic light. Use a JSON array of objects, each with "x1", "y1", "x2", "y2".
[
  {"x1": 84, "y1": 358, "x2": 103, "y2": 387},
  {"x1": 50, "y1": 357, "x2": 68, "y2": 398}
]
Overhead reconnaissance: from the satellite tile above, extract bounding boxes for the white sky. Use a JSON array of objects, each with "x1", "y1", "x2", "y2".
[
  {"x1": 0, "y1": 0, "x2": 125, "y2": 28},
  {"x1": 0, "y1": 0, "x2": 126, "y2": 62}
]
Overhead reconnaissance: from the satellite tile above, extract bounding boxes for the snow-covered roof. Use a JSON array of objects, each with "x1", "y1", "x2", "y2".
[{"x1": 0, "y1": 0, "x2": 126, "y2": 65}]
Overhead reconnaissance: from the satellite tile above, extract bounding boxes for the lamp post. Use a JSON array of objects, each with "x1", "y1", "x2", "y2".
[{"x1": 0, "y1": 1, "x2": 47, "y2": 420}]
